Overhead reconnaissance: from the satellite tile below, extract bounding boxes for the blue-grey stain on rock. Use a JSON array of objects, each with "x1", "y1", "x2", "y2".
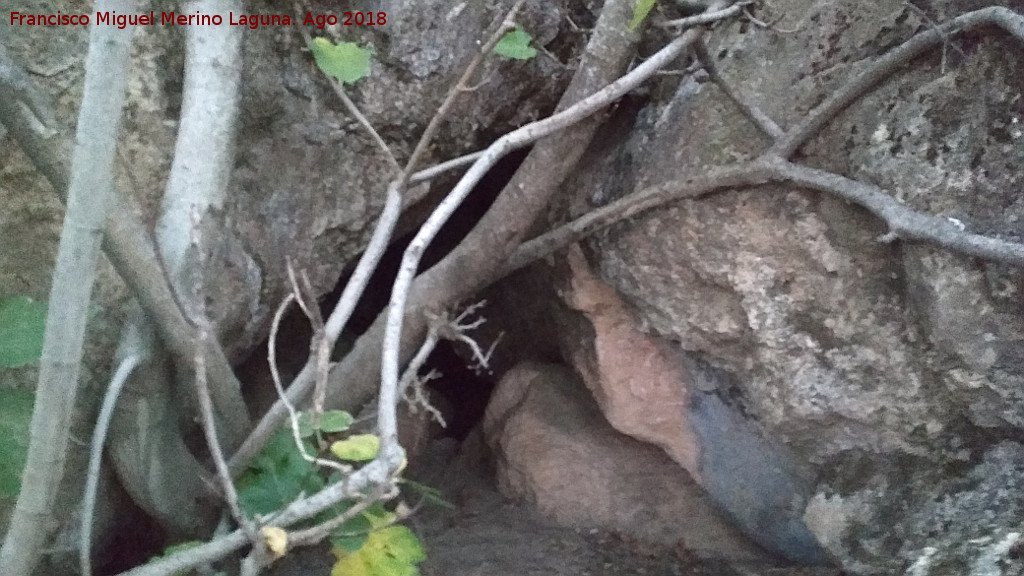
[{"x1": 689, "y1": 391, "x2": 830, "y2": 565}]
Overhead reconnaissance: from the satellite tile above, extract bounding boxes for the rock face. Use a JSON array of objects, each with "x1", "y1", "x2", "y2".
[
  {"x1": 553, "y1": 247, "x2": 828, "y2": 564},
  {"x1": 482, "y1": 362, "x2": 767, "y2": 562},
  {"x1": 539, "y1": 0, "x2": 1024, "y2": 573}
]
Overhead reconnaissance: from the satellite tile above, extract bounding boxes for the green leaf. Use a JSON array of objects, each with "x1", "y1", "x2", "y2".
[
  {"x1": 319, "y1": 410, "x2": 354, "y2": 433},
  {"x1": 329, "y1": 511, "x2": 373, "y2": 553},
  {"x1": 331, "y1": 525, "x2": 426, "y2": 576},
  {"x1": 235, "y1": 429, "x2": 323, "y2": 516},
  {"x1": 298, "y1": 410, "x2": 354, "y2": 438},
  {"x1": 0, "y1": 296, "x2": 47, "y2": 367},
  {"x1": 331, "y1": 434, "x2": 380, "y2": 462},
  {"x1": 308, "y1": 37, "x2": 373, "y2": 84},
  {"x1": 0, "y1": 388, "x2": 34, "y2": 498},
  {"x1": 630, "y1": 0, "x2": 658, "y2": 30},
  {"x1": 493, "y1": 26, "x2": 537, "y2": 60},
  {"x1": 362, "y1": 503, "x2": 396, "y2": 528}
]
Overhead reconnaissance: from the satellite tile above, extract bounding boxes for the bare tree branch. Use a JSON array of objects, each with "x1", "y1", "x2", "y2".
[
  {"x1": 769, "y1": 6, "x2": 1024, "y2": 159},
  {"x1": 504, "y1": 156, "x2": 1024, "y2": 278},
  {"x1": 232, "y1": 1, "x2": 530, "y2": 471},
  {"x1": 0, "y1": 28, "x2": 251, "y2": 456},
  {"x1": 153, "y1": 0, "x2": 250, "y2": 441},
  {"x1": 80, "y1": 333, "x2": 145, "y2": 576},
  {"x1": 378, "y1": 0, "x2": 735, "y2": 448},
  {"x1": 693, "y1": 38, "x2": 783, "y2": 140},
  {"x1": 398, "y1": 0, "x2": 527, "y2": 187},
  {"x1": 194, "y1": 329, "x2": 256, "y2": 542},
  {"x1": 0, "y1": 3, "x2": 138, "y2": 574},
  {"x1": 655, "y1": 2, "x2": 746, "y2": 28}
]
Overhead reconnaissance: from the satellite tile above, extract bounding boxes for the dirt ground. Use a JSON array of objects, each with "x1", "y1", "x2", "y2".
[
  {"x1": 408, "y1": 435, "x2": 843, "y2": 576},
  {"x1": 268, "y1": 434, "x2": 845, "y2": 576}
]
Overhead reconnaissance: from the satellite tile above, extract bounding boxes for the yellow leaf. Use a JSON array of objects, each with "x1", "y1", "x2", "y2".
[
  {"x1": 262, "y1": 526, "x2": 288, "y2": 559},
  {"x1": 330, "y1": 434, "x2": 380, "y2": 461},
  {"x1": 330, "y1": 526, "x2": 425, "y2": 576}
]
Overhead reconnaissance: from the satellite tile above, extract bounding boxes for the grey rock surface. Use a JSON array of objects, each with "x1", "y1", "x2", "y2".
[{"x1": 553, "y1": 0, "x2": 1024, "y2": 573}]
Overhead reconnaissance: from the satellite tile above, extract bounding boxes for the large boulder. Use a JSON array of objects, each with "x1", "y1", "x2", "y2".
[
  {"x1": 546, "y1": 0, "x2": 1024, "y2": 572},
  {"x1": 482, "y1": 361, "x2": 768, "y2": 562}
]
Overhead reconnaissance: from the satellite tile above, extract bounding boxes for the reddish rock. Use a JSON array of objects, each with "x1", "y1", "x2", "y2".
[
  {"x1": 560, "y1": 246, "x2": 701, "y2": 476},
  {"x1": 483, "y1": 362, "x2": 766, "y2": 561}
]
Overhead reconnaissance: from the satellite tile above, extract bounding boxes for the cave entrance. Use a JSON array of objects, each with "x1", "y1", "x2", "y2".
[{"x1": 238, "y1": 149, "x2": 529, "y2": 448}]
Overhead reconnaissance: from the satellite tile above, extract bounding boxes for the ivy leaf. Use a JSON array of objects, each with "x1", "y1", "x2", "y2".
[
  {"x1": 330, "y1": 526, "x2": 426, "y2": 576},
  {"x1": 493, "y1": 26, "x2": 537, "y2": 60},
  {"x1": 331, "y1": 434, "x2": 380, "y2": 462},
  {"x1": 0, "y1": 388, "x2": 34, "y2": 498},
  {"x1": 0, "y1": 296, "x2": 47, "y2": 367},
  {"x1": 319, "y1": 410, "x2": 355, "y2": 433},
  {"x1": 329, "y1": 510, "x2": 373, "y2": 553},
  {"x1": 236, "y1": 429, "x2": 323, "y2": 516},
  {"x1": 629, "y1": 0, "x2": 658, "y2": 30},
  {"x1": 308, "y1": 37, "x2": 373, "y2": 84},
  {"x1": 298, "y1": 410, "x2": 354, "y2": 438}
]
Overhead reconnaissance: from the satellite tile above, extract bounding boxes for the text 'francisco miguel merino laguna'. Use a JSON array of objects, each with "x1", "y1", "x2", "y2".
[{"x1": 7, "y1": 11, "x2": 371, "y2": 29}]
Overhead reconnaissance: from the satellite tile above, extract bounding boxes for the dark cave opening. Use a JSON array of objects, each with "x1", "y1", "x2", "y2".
[
  {"x1": 319, "y1": 149, "x2": 530, "y2": 336},
  {"x1": 418, "y1": 338, "x2": 497, "y2": 441},
  {"x1": 238, "y1": 148, "x2": 529, "y2": 435},
  {"x1": 311, "y1": 150, "x2": 529, "y2": 439},
  {"x1": 93, "y1": 490, "x2": 168, "y2": 576}
]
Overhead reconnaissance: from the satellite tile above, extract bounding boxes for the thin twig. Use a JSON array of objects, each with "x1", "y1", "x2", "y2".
[
  {"x1": 654, "y1": 2, "x2": 746, "y2": 28},
  {"x1": 402, "y1": 369, "x2": 445, "y2": 428},
  {"x1": 408, "y1": 151, "x2": 483, "y2": 186},
  {"x1": 288, "y1": 484, "x2": 389, "y2": 547},
  {"x1": 502, "y1": 157, "x2": 1024, "y2": 277},
  {"x1": 397, "y1": 0, "x2": 527, "y2": 189},
  {"x1": 293, "y1": 0, "x2": 400, "y2": 172},
  {"x1": 80, "y1": 353, "x2": 143, "y2": 576},
  {"x1": 902, "y1": 0, "x2": 966, "y2": 74},
  {"x1": 268, "y1": 294, "x2": 351, "y2": 475},
  {"x1": 396, "y1": 321, "x2": 445, "y2": 428},
  {"x1": 195, "y1": 329, "x2": 257, "y2": 542},
  {"x1": 328, "y1": 82, "x2": 401, "y2": 172},
  {"x1": 694, "y1": 38, "x2": 784, "y2": 140},
  {"x1": 398, "y1": 323, "x2": 441, "y2": 400},
  {"x1": 769, "y1": 6, "x2": 1024, "y2": 159},
  {"x1": 284, "y1": 261, "x2": 332, "y2": 428}
]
